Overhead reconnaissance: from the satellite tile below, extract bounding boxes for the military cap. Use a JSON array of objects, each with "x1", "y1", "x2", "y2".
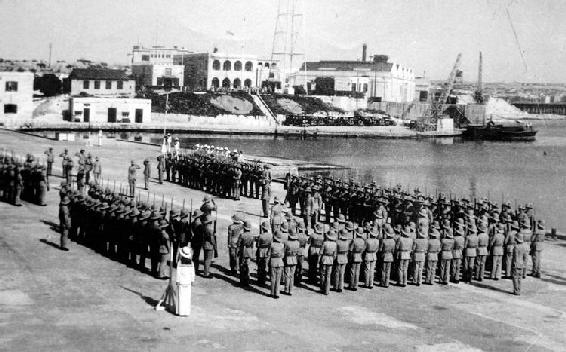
[
  {"x1": 338, "y1": 229, "x2": 349, "y2": 240},
  {"x1": 337, "y1": 214, "x2": 346, "y2": 223},
  {"x1": 150, "y1": 211, "x2": 161, "y2": 220},
  {"x1": 314, "y1": 223, "x2": 324, "y2": 234},
  {"x1": 345, "y1": 221, "x2": 354, "y2": 231},
  {"x1": 355, "y1": 227, "x2": 365, "y2": 238},
  {"x1": 515, "y1": 233, "x2": 524, "y2": 243},
  {"x1": 384, "y1": 224, "x2": 395, "y2": 238},
  {"x1": 288, "y1": 228, "x2": 298, "y2": 240},
  {"x1": 231, "y1": 213, "x2": 244, "y2": 223},
  {"x1": 325, "y1": 229, "x2": 337, "y2": 241},
  {"x1": 526, "y1": 203, "x2": 533, "y2": 209},
  {"x1": 60, "y1": 195, "x2": 71, "y2": 205},
  {"x1": 429, "y1": 228, "x2": 440, "y2": 238},
  {"x1": 537, "y1": 220, "x2": 545, "y2": 229},
  {"x1": 261, "y1": 221, "x2": 270, "y2": 233},
  {"x1": 158, "y1": 219, "x2": 169, "y2": 228}
]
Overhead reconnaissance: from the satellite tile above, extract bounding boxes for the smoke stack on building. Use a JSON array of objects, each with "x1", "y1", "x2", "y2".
[{"x1": 362, "y1": 43, "x2": 367, "y2": 62}]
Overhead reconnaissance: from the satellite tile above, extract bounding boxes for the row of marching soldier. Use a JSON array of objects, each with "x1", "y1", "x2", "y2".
[
  {"x1": 223, "y1": 192, "x2": 546, "y2": 298},
  {"x1": 0, "y1": 152, "x2": 49, "y2": 206},
  {"x1": 58, "y1": 179, "x2": 220, "y2": 279}
]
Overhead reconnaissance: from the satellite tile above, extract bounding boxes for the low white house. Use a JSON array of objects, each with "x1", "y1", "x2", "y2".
[
  {"x1": 69, "y1": 97, "x2": 151, "y2": 124},
  {"x1": 69, "y1": 68, "x2": 135, "y2": 97},
  {"x1": 0, "y1": 71, "x2": 34, "y2": 120}
]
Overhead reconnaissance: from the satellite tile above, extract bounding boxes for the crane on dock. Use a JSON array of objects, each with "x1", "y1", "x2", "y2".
[{"x1": 418, "y1": 53, "x2": 462, "y2": 131}]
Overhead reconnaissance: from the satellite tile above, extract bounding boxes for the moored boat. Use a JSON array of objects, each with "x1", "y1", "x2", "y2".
[{"x1": 463, "y1": 120, "x2": 537, "y2": 141}]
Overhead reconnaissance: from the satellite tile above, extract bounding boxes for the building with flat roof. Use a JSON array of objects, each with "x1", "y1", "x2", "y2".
[
  {"x1": 69, "y1": 97, "x2": 151, "y2": 124},
  {"x1": 289, "y1": 47, "x2": 416, "y2": 103},
  {"x1": 0, "y1": 71, "x2": 34, "y2": 120},
  {"x1": 131, "y1": 64, "x2": 184, "y2": 90},
  {"x1": 173, "y1": 52, "x2": 280, "y2": 91},
  {"x1": 69, "y1": 68, "x2": 136, "y2": 97},
  {"x1": 131, "y1": 45, "x2": 192, "y2": 65}
]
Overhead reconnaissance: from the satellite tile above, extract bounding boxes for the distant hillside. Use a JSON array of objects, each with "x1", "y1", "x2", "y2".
[
  {"x1": 261, "y1": 94, "x2": 343, "y2": 115},
  {"x1": 141, "y1": 91, "x2": 264, "y2": 116}
]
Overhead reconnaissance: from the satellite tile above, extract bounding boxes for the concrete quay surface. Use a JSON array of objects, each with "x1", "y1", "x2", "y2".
[
  {"x1": 1, "y1": 129, "x2": 565, "y2": 352},
  {"x1": 16, "y1": 121, "x2": 424, "y2": 138}
]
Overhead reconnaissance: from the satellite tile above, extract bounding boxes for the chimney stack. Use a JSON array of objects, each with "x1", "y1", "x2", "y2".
[{"x1": 362, "y1": 43, "x2": 367, "y2": 62}]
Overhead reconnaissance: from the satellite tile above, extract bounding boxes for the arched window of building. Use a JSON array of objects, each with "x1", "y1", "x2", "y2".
[
  {"x1": 211, "y1": 77, "x2": 220, "y2": 89},
  {"x1": 234, "y1": 61, "x2": 242, "y2": 71},
  {"x1": 244, "y1": 61, "x2": 253, "y2": 71},
  {"x1": 222, "y1": 77, "x2": 231, "y2": 88},
  {"x1": 212, "y1": 60, "x2": 221, "y2": 70},
  {"x1": 264, "y1": 62, "x2": 270, "y2": 69},
  {"x1": 233, "y1": 78, "x2": 241, "y2": 88},
  {"x1": 223, "y1": 60, "x2": 231, "y2": 71},
  {"x1": 244, "y1": 79, "x2": 252, "y2": 88},
  {"x1": 271, "y1": 63, "x2": 277, "y2": 68}
]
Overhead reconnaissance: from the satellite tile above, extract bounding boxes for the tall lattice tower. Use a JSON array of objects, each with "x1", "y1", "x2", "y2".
[{"x1": 270, "y1": 0, "x2": 304, "y2": 86}]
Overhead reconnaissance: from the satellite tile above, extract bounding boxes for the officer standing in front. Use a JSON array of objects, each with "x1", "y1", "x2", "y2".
[
  {"x1": 269, "y1": 231, "x2": 284, "y2": 299},
  {"x1": 228, "y1": 214, "x2": 244, "y2": 275},
  {"x1": 128, "y1": 160, "x2": 140, "y2": 197},
  {"x1": 237, "y1": 220, "x2": 255, "y2": 285}
]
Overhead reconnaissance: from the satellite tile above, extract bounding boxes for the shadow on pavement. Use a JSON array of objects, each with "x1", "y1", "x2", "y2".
[
  {"x1": 39, "y1": 238, "x2": 62, "y2": 250},
  {"x1": 539, "y1": 273, "x2": 566, "y2": 286},
  {"x1": 211, "y1": 263, "x2": 272, "y2": 298},
  {"x1": 121, "y1": 286, "x2": 160, "y2": 307},
  {"x1": 41, "y1": 219, "x2": 59, "y2": 233},
  {"x1": 470, "y1": 281, "x2": 513, "y2": 295}
]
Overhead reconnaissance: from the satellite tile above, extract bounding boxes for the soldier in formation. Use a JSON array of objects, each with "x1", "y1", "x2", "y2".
[
  {"x1": 162, "y1": 146, "x2": 270, "y2": 202},
  {"x1": 224, "y1": 175, "x2": 548, "y2": 298},
  {"x1": 0, "y1": 153, "x2": 49, "y2": 206},
  {"x1": 54, "y1": 181, "x2": 219, "y2": 280}
]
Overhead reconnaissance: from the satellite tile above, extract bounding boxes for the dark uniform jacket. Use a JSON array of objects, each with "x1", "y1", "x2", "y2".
[
  {"x1": 350, "y1": 238, "x2": 366, "y2": 263},
  {"x1": 257, "y1": 232, "x2": 273, "y2": 258},
  {"x1": 464, "y1": 234, "x2": 479, "y2": 257},
  {"x1": 335, "y1": 239, "x2": 350, "y2": 264},
  {"x1": 284, "y1": 239, "x2": 300, "y2": 265},
  {"x1": 412, "y1": 238, "x2": 428, "y2": 262},
  {"x1": 380, "y1": 238, "x2": 396, "y2": 262},
  {"x1": 270, "y1": 242, "x2": 285, "y2": 267},
  {"x1": 238, "y1": 231, "x2": 255, "y2": 259},
  {"x1": 477, "y1": 233, "x2": 489, "y2": 256},
  {"x1": 490, "y1": 232, "x2": 505, "y2": 255},
  {"x1": 440, "y1": 238, "x2": 454, "y2": 260},
  {"x1": 427, "y1": 238, "x2": 441, "y2": 261},
  {"x1": 321, "y1": 240, "x2": 337, "y2": 265},
  {"x1": 364, "y1": 238, "x2": 379, "y2": 262},
  {"x1": 452, "y1": 236, "x2": 465, "y2": 259}
]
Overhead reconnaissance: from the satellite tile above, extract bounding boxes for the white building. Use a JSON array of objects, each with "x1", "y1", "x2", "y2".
[
  {"x1": 131, "y1": 45, "x2": 192, "y2": 65},
  {"x1": 173, "y1": 52, "x2": 280, "y2": 91},
  {"x1": 0, "y1": 71, "x2": 34, "y2": 120},
  {"x1": 131, "y1": 64, "x2": 185, "y2": 89},
  {"x1": 290, "y1": 54, "x2": 416, "y2": 103},
  {"x1": 69, "y1": 97, "x2": 151, "y2": 124},
  {"x1": 69, "y1": 68, "x2": 135, "y2": 97}
]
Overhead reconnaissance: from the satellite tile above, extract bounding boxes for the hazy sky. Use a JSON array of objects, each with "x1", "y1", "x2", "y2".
[{"x1": 1, "y1": 0, "x2": 565, "y2": 82}]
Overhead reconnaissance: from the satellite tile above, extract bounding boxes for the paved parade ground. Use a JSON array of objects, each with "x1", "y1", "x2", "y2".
[{"x1": 1, "y1": 129, "x2": 566, "y2": 352}]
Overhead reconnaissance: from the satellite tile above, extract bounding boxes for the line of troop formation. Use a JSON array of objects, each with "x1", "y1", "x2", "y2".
[
  {"x1": 58, "y1": 181, "x2": 220, "y2": 280},
  {"x1": 250, "y1": 174, "x2": 546, "y2": 297},
  {"x1": 0, "y1": 152, "x2": 50, "y2": 206}
]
